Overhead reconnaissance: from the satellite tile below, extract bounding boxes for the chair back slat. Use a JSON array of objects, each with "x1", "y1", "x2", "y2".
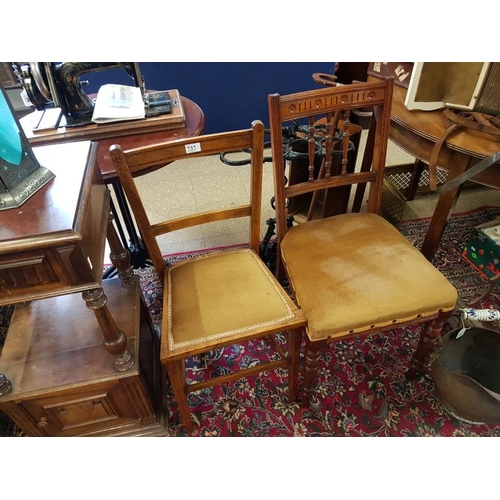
[
  {"x1": 151, "y1": 206, "x2": 252, "y2": 236},
  {"x1": 341, "y1": 113, "x2": 351, "y2": 176},
  {"x1": 120, "y1": 128, "x2": 256, "y2": 174}
]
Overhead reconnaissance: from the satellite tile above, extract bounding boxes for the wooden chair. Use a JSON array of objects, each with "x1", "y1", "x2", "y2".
[
  {"x1": 110, "y1": 120, "x2": 306, "y2": 434},
  {"x1": 267, "y1": 78, "x2": 458, "y2": 405}
]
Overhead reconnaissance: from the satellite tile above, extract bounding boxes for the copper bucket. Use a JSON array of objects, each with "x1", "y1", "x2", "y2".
[{"x1": 432, "y1": 327, "x2": 500, "y2": 424}]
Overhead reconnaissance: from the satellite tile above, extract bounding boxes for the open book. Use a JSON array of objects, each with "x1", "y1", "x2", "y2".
[{"x1": 91, "y1": 84, "x2": 145, "y2": 124}]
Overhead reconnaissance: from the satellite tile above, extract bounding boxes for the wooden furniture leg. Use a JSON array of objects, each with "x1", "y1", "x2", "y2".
[
  {"x1": 405, "y1": 312, "x2": 451, "y2": 379},
  {"x1": 164, "y1": 359, "x2": 194, "y2": 435},
  {"x1": 82, "y1": 286, "x2": 135, "y2": 372},
  {"x1": 301, "y1": 338, "x2": 326, "y2": 405},
  {"x1": 78, "y1": 211, "x2": 137, "y2": 373},
  {"x1": 420, "y1": 154, "x2": 470, "y2": 260},
  {"x1": 406, "y1": 159, "x2": 425, "y2": 200},
  {"x1": 287, "y1": 328, "x2": 302, "y2": 403}
]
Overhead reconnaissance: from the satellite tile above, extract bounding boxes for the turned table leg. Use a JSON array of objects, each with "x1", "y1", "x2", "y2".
[
  {"x1": 79, "y1": 212, "x2": 138, "y2": 372},
  {"x1": 82, "y1": 286, "x2": 135, "y2": 372}
]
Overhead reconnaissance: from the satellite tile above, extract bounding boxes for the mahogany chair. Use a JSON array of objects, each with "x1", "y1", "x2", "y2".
[
  {"x1": 267, "y1": 78, "x2": 458, "y2": 405},
  {"x1": 110, "y1": 120, "x2": 306, "y2": 434}
]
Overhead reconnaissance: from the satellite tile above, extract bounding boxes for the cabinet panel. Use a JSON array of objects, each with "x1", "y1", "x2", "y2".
[
  {"x1": 21, "y1": 382, "x2": 143, "y2": 436},
  {"x1": 0, "y1": 252, "x2": 58, "y2": 290}
]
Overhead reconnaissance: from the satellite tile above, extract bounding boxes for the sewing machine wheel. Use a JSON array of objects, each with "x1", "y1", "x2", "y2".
[
  {"x1": 29, "y1": 63, "x2": 51, "y2": 100},
  {"x1": 15, "y1": 63, "x2": 52, "y2": 110}
]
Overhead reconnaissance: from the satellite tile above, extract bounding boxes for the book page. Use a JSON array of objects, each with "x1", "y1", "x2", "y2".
[{"x1": 91, "y1": 84, "x2": 145, "y2": 124}]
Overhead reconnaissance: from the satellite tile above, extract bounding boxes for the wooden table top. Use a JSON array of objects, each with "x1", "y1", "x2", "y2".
[
  {"x1": 0, "y1": 141, "x2": 97, "y2": 249},
  {"x1": 368, "y1": 75, "x2": 500, "y2": 190},
  {"x1": 389, "y1": 81, "x2": 500, "y2": 160}
]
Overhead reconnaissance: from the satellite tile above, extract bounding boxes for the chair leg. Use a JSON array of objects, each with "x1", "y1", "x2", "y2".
[
  {"x1": 301, "y1": 337, "x2": 325, "y2": 406},
  {"x1": 406, "y1": 317, "x2": 446, "y2": 380},
  {"x1": 164, "y1": 358, "x2": 194, "y2": 435},
  {"x1": 287, "y1": 328, "x2": 303, "y2": 403}
]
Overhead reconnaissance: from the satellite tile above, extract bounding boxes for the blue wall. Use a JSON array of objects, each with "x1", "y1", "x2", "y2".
[{"x1": 85, "y1": 62, "x2": 335, "y2": 134}]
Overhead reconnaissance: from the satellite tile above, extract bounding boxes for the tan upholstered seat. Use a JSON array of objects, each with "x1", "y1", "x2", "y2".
[
  {"x1": 164, "y1": 249, "x2": 301, "y2": 355},
  {"x1": 268, "y1": 78, "x2": 458, "y2": 405},
  {"x1": 110, "y1": 121, "x2": 306, "y2": 434},
  {"x1": 281, "y1": 212, "x2": 457, "y2": 341}
]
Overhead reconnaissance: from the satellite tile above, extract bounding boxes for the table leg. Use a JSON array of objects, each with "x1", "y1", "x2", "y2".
[
  {"x1": 82, "y1": 286, "x2": 135, "y2": 372},
  {"x1": 80, "y1": 212, "x2": 137, "y2": 372},
  {"x1": 406, "y1": 159, "x2": 425, "y2": 201},
  {"x1": 420, "y1": 153, "x2": 470, "y2": 261}
]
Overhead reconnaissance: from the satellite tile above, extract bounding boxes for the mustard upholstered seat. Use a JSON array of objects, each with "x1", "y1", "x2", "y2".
[
  {"x1": 164, "y1": 248, "x2": 301, "y2": 355},
  {"x1": 281, "y1": 212, "x2": 457, "y2": 341},
  {"x1": 268, "y1": 78, "x2": 457, "y2": 405}
]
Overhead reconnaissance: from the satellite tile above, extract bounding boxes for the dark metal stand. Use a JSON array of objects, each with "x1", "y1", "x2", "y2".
[{"x1": 103, "y1": 182, "x2": 152, "y2": 279}]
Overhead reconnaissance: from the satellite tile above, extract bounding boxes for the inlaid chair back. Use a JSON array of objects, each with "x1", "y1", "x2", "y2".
[
  {"x1": 268, "y1": 79, "x2": 458, "y2": 405},
  {"x1": 110, "y1": 120, "x2": 306, "y2": 434}
]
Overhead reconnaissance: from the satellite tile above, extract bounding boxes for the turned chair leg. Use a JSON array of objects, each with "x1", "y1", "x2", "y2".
[
  {"x1": 164, "y1": 359, "x2": 194, "y2": 435},
  {"x1": 287, "y1": 328, "x2": 303, "y2": 403},
  {"x1": 301, "y1": 338, "x2": 326, "y2": 406},
  {"x1": 406, "y1": 315, "x2": 449, "y2": 380}
]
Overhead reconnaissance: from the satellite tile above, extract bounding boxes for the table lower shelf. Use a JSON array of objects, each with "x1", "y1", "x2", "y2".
[{"x1": 0, "y1": 278, "x2": 167, "y2": 436}]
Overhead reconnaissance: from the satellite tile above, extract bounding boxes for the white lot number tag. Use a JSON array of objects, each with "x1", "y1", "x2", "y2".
[{"x1": 185, "y1": 142, "x2": 201, "y2": 154}]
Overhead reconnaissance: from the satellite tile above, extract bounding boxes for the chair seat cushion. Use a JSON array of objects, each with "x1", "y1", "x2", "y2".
[
  {"x1": 161, "y1": 248, "x2": 303, "y2": 358},
  {"x1": 281, "y1": 213, "x2": 457, "y2": 341}
]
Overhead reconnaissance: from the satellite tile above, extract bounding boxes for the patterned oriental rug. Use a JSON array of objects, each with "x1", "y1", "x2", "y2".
[{"x1": 1, "y1": 205, "x2": 500, "y2": 437}]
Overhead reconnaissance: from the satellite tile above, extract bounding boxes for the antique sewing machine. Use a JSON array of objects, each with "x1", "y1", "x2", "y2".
[{"x1": 11, "y1": 62, "x2": 171, "y2": 126}]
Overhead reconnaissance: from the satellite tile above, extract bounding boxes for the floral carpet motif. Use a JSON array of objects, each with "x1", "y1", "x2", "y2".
[{"x1": 2, "y1": 206, "x2": 500, "y2": 437}]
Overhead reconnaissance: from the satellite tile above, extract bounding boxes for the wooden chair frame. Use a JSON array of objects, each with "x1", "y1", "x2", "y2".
[
  {"x1": 268, "y1": 78, "x2": 457, "y2": 404},
  {"x1": 110, "y1": 120, "x2": 306, "y2": 433}
]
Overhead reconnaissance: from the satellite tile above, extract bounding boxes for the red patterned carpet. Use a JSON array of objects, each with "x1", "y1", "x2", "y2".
[
  {"x1": 139, "y1": 205, "x2": 500, "y2": 437},
  {"x1": 2, "y1": 205, "x2": 500, "y2": 437}
]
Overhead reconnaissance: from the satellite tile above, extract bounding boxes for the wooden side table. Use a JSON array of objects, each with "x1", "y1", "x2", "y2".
[{"x1": 0, "y1": 141, "x2": 166, "y2": 436}]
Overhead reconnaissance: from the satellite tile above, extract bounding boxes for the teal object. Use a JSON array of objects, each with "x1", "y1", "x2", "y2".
[{"x1": 0, "y1": 90, "x2": 22, "y2": 165}]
